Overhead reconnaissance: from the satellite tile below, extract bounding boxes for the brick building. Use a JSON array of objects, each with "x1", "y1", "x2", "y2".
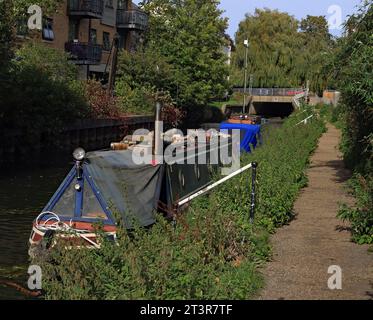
[{"x1": 18, "y1": 0, "x2": 148, "y2": 80}]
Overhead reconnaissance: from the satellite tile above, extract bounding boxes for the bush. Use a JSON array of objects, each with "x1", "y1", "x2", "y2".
[
  {"x1": 38, "y1": 111, "x2": 325, "y2": 299},
  {"x1": 0, "y1": 42, "x2": 89, "y2": 142},
  {"x1": 83, "y1": 79, "x2": 120, "y2": 119},
  {"x1": 331, "y1": 3, "x2": 373, "y2": 244},
  {"x1": 338, "y1": 174, "x2": 373, "y2": 244}
]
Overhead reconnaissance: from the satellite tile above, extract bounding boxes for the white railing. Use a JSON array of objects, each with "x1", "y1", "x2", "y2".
[{"x1": 295, "y1": 114, "x2": 314, "y2": 126}]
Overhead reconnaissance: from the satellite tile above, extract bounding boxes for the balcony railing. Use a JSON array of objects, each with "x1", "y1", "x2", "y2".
[
  {"x1": 65, "y1": 42, "x2": 103, "y2": 65},
  {"x1": 117, "y1": 9, "x2": 149, "y2": 31},
  {"x1": 68, "y1": 0, "x2": 104, "y2": 19}
]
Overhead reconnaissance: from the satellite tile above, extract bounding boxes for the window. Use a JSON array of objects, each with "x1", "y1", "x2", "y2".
[
  {"x1": 16, "y1": 15, "x2": 29, "y2": 37},
  {"x1": 105, "y1": 0, "x2": 114, "y2": 8},
  {"x1": 68, "y1": 20, "x2": 79, "y2": 41},
  {"x1": 89, "y1": 28, "x2": 97, "y2": 44},
  {"x1": 42, "y1": 18, "x2": 54, "y2": 41},
  {"x1": 103, "y1": 32, "x2": 111, "y2": 51},
  {"x1": 118, "y1": 0, "x2": 128, "y2": 10}
]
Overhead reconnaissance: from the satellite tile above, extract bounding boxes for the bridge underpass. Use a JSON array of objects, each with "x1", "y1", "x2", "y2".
[
  {"x1": 249, "y1": 101, "x2": 294, "y2": 118},
  {"x1": 230, "y1": 87, "x2": 308, "y2": 118}
]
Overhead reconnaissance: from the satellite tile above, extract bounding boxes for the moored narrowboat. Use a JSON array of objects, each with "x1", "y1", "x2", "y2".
[{"x1": 29, "y1": 113, "x2": 261, "y2": 257}]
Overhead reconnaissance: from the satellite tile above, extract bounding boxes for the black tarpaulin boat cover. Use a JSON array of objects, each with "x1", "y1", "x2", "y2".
[
  {"x1": 44, "y1": 149, "x2": 164, "y2": 229},
  {"x1": 85, "y1": 150, "x2": 163, "y2": 228},
  {"x1": 85, "y1": 150, "x2": 164, "y2": 229}
]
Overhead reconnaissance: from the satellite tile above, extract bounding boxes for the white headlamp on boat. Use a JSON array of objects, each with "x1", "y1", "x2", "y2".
[
  {"x1": 73, "y1": 148, "x2": 85, "y2": 180},
  {"x1": 73, "y1": 148, "x2": 86, "y2": 161}
]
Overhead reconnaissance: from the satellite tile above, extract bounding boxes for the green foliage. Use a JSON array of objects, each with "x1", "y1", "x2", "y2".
[
  {"x1": 0, "y1": 42, "x2": 88, "y2": 142},
  {"x1": 0, "y1": 1, "x2": 14, "y2": 72},
  {"x1": 338, "y1": 174, "x2": 373, "y2": 244},
  {"x1": 38, "y1": 111, "x2": 324, "y2": 299},
  {"x1": 231, "y1": 9, "x2": 333, "y2": 94},
  {"x1": 330, "y1": 2, "x2": 373, "y2": 244},
  {"x1": 216, "y1": 109, "x2": 325, "y2": 231},
  {"x1": 138, "y1": 0, "x2": 229, "y2": 107},
  {"x1": 115, "y1": 49, "x2": 174, "y2": 114},
  {"x1": 0, "y1": 0, "x2": 63, "y2": 71},
  {"x1": 15, "y1": 42, "x2": 78, "y2": 81}
]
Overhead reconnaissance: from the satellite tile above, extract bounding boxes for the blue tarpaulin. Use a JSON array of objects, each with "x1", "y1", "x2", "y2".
[{"x1": 219, "y1": 123, "x2": 261, "y2": 153}]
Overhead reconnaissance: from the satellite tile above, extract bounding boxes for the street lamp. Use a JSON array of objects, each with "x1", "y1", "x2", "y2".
[{"x1": 243, "y1": 39, "x2": 249, "y2": 113}]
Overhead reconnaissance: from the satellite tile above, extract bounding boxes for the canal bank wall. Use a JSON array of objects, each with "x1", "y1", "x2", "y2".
[{"x1": 0, "y1": 116, "x2": 154, "y2": 168}]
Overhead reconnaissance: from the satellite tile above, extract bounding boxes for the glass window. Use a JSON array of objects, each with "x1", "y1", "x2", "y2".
[
  {"x1": 103, "y1": 32, "x2": 111, "y2": 51},
  {"x1": 68, "y1": 20, "x2": 79, "y2": 41},
  {"x1": 50, "y1": 182, "x2": 76, "y2": 217},
  {"x1": 42, "y1": 18, "x2": 54, "y2": 41},
  {"x1": 16, "y1": 15, "x2": 29, "y2": 37},
  {"x1": 118, "y1": 0, "x2": 128, "y2": 10},
  {"x1": 81, "y1": 181, "x2": 107, "y2": 220},
  {"x1": 105, "y1": 0, "x2": 114, "y2": 8},
  {"x1": 89, "y1": 28, "x2": 97, "y2": 44}
]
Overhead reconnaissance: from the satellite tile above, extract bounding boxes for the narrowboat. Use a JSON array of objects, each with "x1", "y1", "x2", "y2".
[{"x1": 29, "y1": 107, "x2": 261, "y2": 257}]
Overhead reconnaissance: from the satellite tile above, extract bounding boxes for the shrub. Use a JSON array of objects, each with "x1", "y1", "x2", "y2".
[
  {"x1": 83, "y1": 79, "x2": 120, "y2": 119},
  {"x1": 331, "y1": 3, "x2": 373, "y2": 244},
  {"x1": 0, "y1": 42, "x2": 89, "y2": 142}
]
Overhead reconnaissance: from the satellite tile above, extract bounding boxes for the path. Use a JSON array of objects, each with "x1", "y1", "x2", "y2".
[{"x1": 258, "y1": 124, "x2": 373, "y2": 300}]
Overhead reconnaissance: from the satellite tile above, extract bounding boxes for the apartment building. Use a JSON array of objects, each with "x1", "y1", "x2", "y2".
[{"x1": 18, "y1": 0, "x2": 148, "y2": 80}]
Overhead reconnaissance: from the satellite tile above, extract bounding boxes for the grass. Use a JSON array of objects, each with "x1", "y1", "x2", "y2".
[{"x1": 209, "y1": 97, "x2": 242, "y2": 110}]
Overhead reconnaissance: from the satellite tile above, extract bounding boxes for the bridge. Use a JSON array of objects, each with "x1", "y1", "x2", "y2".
[{"x1": 228, "y1": 87, "x2": 309, "y2": 118}]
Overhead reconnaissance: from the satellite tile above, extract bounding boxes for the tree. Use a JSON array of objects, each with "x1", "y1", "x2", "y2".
[
  {"x1": 332, "y1": 2, "x2": 373, "y2": 244},
  {"x1": 231, "y1": 9, "x2": 333, "y2": 93},
  {"x1": 299, "y1": 15, "x2": 333, "y2": 95},
  {"x1": 138, "y1": 0, "x2": 229, "y2": 107},
  {"x1": 232, "y1": 9, "x2": 302, "y2": 88},
  {"x1": 300, "y1": 15, "x2": 330, "y2": 37},
  {"x1": 0, "y1": 1, "x2": 14, "y2": 72},
  {"x1": 0, "y1": 42, "x2": 88, "y2": 142},
  {"x1": 0, "y1": 0, "x2": 63, "y2": 73}
]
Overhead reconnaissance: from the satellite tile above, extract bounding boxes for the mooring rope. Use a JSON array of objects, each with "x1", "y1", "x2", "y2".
[
  {"x1": 35, "y1": 211, "x2": 101, "y2": 248},
  {"x1": 0, "y1": 279, "x2": 41, "y2": 298}
]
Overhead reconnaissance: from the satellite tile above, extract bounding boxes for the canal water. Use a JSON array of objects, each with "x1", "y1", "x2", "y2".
[
  {"x1": 0, "y1": 117, "x2": 283, "y2": 299},
  {"x1": 0, "y1": 161, "x2": 70, "y2": 299}
]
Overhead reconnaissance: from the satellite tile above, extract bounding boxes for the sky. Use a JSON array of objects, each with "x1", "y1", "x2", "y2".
[{"x1": 133, "y1": 0, "x2": 363, "y2": 38}]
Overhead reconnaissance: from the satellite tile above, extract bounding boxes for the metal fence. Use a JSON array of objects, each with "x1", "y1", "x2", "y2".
[
  {"x1": 65, "y1": 42, "x2": 103, "y2": 64},
  {"x1": 68, "y1": 0, "x2": 104, "y2": 15},
  {"x1": 117, "y1": 9, "x2": 149, "y2": 31},
  {"x1": 233, "y1": 87, "x2": 305, "y2": 96}
]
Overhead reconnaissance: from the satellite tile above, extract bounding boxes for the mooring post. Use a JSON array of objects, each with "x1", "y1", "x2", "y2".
[{"x1": 250, "y1": 162, "x2": 258, "y2": 223}]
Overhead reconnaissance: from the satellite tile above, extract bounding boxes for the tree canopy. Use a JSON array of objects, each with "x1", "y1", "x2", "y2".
[
  {"x1": 231, "y1": 9, "x2": 333, "y2": 94},
  {"x1": 135, "y1": 0, "x2": 230, "y2": 107}
]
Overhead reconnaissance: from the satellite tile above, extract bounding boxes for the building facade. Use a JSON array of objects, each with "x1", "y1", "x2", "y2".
[{"x1": 18, "y1": 0, "x2": 148, "y2": 80}]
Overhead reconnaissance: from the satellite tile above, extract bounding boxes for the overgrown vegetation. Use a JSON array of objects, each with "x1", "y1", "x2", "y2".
[
  {"x1": 37, "y1": 111, "x2": 325, "y2": 299},
  {"x1": 329, "y1": 2, "x2": 373, "y2": 244},
  {"x1": 0, "y1": 43, "x2": 89, "y2": 143}
]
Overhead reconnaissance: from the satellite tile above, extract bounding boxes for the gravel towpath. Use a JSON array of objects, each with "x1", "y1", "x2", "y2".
[{"x1": 258, "y1": 124, "x2": 373, "y2": 300}]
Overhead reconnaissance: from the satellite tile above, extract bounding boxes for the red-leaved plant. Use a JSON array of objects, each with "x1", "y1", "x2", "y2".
[{"x1": 84, "y1": 79, "x2": 120, "y2": 119}]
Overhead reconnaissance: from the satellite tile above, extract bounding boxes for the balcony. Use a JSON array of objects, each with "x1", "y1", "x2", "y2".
[
  {"x1": 65, "y1": 42, "x2": 103, "y2": 65},
  {"x1": 117, "y1": 9, "x2": 149, "y2": 31},
  {"x1": 68, "y1": 0, "x2": 104, "y2": 19}
]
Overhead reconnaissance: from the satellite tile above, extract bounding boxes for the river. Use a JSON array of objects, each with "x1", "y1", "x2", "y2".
[{"x1": 0, "y1": 162, "x2": 70, "y2": 299}]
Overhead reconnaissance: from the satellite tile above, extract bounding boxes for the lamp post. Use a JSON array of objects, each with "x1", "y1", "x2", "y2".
[
  {"x1": 243, "y1": 39, "x2": 249, "y2": 113},
  {"x1": 108, "y1": 33, "x2": 120, "y2": 93}
]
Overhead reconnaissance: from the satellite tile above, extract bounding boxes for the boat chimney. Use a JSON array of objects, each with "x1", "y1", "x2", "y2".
[{"x1": 154, "y1": 101, "x2": 162, "y2": 157}]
